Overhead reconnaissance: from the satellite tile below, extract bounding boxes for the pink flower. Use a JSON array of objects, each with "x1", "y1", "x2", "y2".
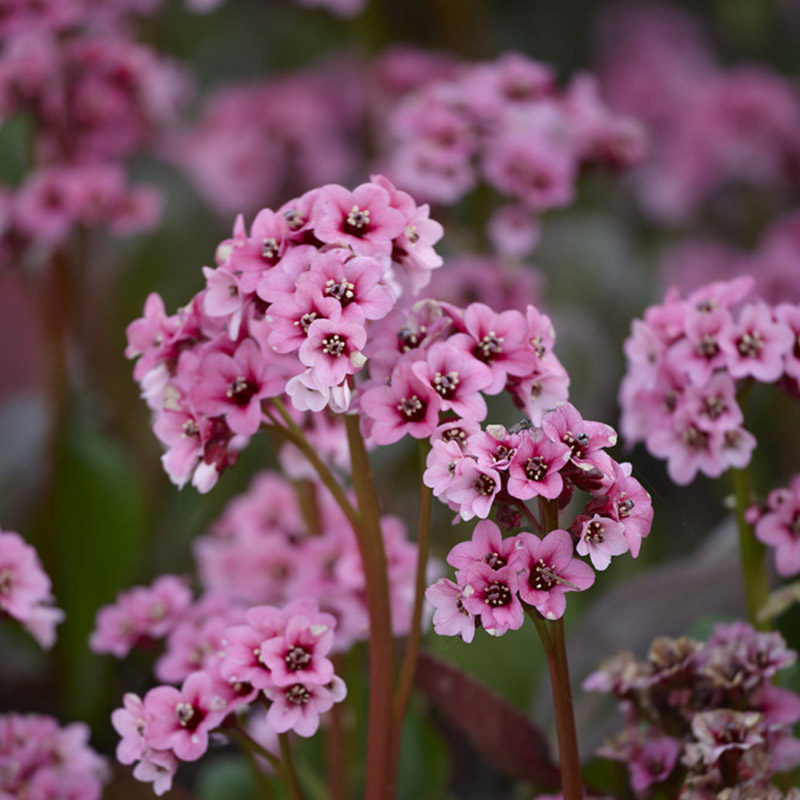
[
  {"x1": 0, "y1": 530, "x2": 63, "y2": 648},
  {"x1": 359, "y1": 361, "x2": 442, "y2": 445},
  {"x1": 446, "y1": 459, "x2": 502, "y2": 521},
  {"x1": 507, "y1": 429, "x2": 571, "y2": 501},
  {"x1": 510, "y1": 530, "x2": 595, "y2": 620},
  {"x1": 647, "y1": 407, "x2": 727, "y2": 485},
  {"x1": 447, "y1": 519, "x2": 517, "y2": 575},
  {"x1": 424, "y1": 578, "x2": 476, "y2": 643},
  {"x1": 193, "y1": 339, "x2": 277, "y2": 436},
  {"x1": 313, "y1": 182, "x2": 406, "y2": 257},
  {"x1": 298, "y1": 317, "x2": 367, "y2": 387},
  {"x1": 265, "y1": 676, "x2": 347, "y2": 737},
  {"x1": 111, "y1": 693, "x2": 148, "y2": 766},
  {"x1": 258, "y1": 612, "x2": 336, "y2": 687},
  {"x1": 460, "y1": 562, "x2": 524, "y2": 636},
  {"x1": 302, "y1": 250, "x2": 395, "y2": 323},
  {"x1": 411, "y1": 341, "x2": 492, "y2": 420},
  {"x1": 574, "y1": 514, "x2": 629, "y2": 571},
  {"x1": 144, "y1": 671, "x2": 229, "y2": 762},
  {"x1": 720, "y1": 301, "x2": 794, "y2": 382},
  {"x1": 422, "y1": 437, "x2": 464, "y2": 498},
  {"x1": 449, "y1": 303, "x2": 537, "y2": 394}
]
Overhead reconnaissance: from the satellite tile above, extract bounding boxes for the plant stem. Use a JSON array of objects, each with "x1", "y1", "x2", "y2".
[
  {"x1": 550, "y1": 619, "x2": 583, "y2": 800},
  {"x1": 393, "y1": 444, "x2": 433, "y2": 753},
  {"x1": 530, "y1": 499, "x2": 584, "y2": 800},
  {"x1": 227, "y1": 725, "x2": 284, "y2": 774},
  {"x1": 344, "y1": 413, "x2": 396, "y2": 800},
  {"x1": 730, "y1": 466, "x2": 770, "y2": 629},
  {"x1": 279, "y1": 734, "x2": 307, "y2": 800}
]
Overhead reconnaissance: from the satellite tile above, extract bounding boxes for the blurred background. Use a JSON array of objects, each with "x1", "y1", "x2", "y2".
[{"x1": 1, "y1": 0, "x2": 800, "y2": 796}]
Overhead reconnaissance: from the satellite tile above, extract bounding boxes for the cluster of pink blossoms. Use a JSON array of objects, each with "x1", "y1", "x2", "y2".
[
  {"x1": 92, "y1": 469, "x2": 418, "y2": 670},
  {"x1": 0, "y1": 529, "x2": 63, "y2": 649},
  {"x1": 595, "y1": 3, "x2": 800, "y2": 224},
  {"x1": 0, "y1": 0, "x2": 188, "y2": 263},
  {"x1": 166, "y1": 63, "x2": 364, "y2": 215},
  {"x1": 111, "y1": 597, "x2": 345, "y2": 795},
  {"x1": 0, "y1": 713, "x2": 108, "y2": 799},
  {"x1": 747, "y1": 474, "x2": 800, "y2": 579},
  {"x1": 357, "y1": 300, "x2": 570, "y2": 447},
  {"x1": 425, "y1": 402, "x2": 653, "y2": 638},
  {"x1": 619, "y1": 277, "x2": 800, "y2": 484},
  {"x1": 584, "y1": 622, "x2": 800, "y2": 799},
  {"x1": 126, "y1": 175, "x2": 443, "y2": 492},
  {"x1": 382, "y1": 51, "x2": 644, "y2": 258}
]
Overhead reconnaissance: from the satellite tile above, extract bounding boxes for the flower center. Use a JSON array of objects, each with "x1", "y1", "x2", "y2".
[
  {"x1": 397, "y1": 395, "x2": 425, "y2": 422},
  {"x1": 484, "y1": 580, "x2": 511, "y2": 607},
  {"x1": 530, "y1": 559, "x2": 562, "y2": 591},
  {"x1": 285, "y1": 646, "x2": 312, "y2": 671},
  {"x1": 473, "y1": 473, "x2": 496, "y2": 496},
  {"x1": 737, "y1": 331, "x2": 764, "y2": 358},
  {"x1": 697, "y1": 334, "x2": 719, "y2": 359},
  {"x1": 441, "y1": 427, "x2": 467, "y2": 445},
  {"x1": 262, "y1": 237, "x2": 280, "y2": 262},
  {"x1": 484, "y1": 551, "x2": 506, "y2": 569},
  {"x1": 433, "y1": 370, "x2": 460, "y2": 398},
  {"x1": 702, "y1": 395, "x2": 726, "y2": 419},
  {"x1": 344, "y1": 205, "x2": 370, "y2": 236},
  {"x1": 322, "y1": 334, "x2": 347, "y2": 357},
  {"x1": 325, "y1": 279, "x2": 356, "y2": 305},
  {"x1": 617, "y1": 495, "x2": 634, "y2": 518},
  {"x1": 562, "y1": 430, "x2": 589, "y2": 458},
  {"x1": 398, "y1": 326, "x2": 424, "y2": 352},
  {"x1": 226, "y1": 376, "x2": 257, "y2": 406},
  {"x1": 585, "y1": 520, "x2": 605, "y2": 543},
  {"x1": 287, "y1": 684, "x2": 311, "y2": 706},
  {"x1": 295, "y1": 311, "x2": 318, "y2": 333},
  {"x1": 284, "y1": 209, "x2": 305, "y2": 230},
  {"x1": 474, "y1": 331, "x2": 504, "y2": 362},
  {"x1": 183, "y1": 419, "x2": 200, "y2": 438},
  {"x1": 0, "y1": 568, "x2": 13, "y2": 595},
  {"x1": 525, "y1": 456, "x2": 548, "y2": 481},
  {"x1": 682, "y1": 425, "x2": 709, "y2": 450},
  {"x1": 175, "y1": 702, "x2": 202, "y2": 731}
]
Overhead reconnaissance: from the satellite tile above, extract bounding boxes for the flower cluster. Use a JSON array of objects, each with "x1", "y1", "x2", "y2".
[
  {"x1": 594, "y1": 2, "x2": 800, "y2": 224},
  {"x1": 619, "y1": 277, "x2": 800, "y2": 484},
  {"x1": 382, "y1": 51, "x2": 644, "y2": 257},
  {"x1": 746, "y1": 474, "x2": 800, "y2": 579},
  {"x1": 0, "y1": 713, "x2": 108, "y2": 799},
  {"x1": 584, "y1": 622, "x2": 800, "y2": 798},
  {"x1": 358, "y1": 301, "x2": 570, "y2": 446},
  {"x1": 111, "y1": 597, "x2": 346, "y2": 795},
  {"x1": 125, "y1": 176, "x2": 443, "y2": 492},
  {"x1": 424, "y1": 402, "x2": 653, "y2": 637},
  {"x1": 166, "y1": 63, "x2": 364, "y2": 215},
  {"x1": 0, "y1": 1, "x2": 187, "y2": 264},
  {"x1": 0, "y1": 529, "x2": 64, "y2": 648},
  {"x1": 91, "y1": 469, "x2": 418, "y2": 668}
]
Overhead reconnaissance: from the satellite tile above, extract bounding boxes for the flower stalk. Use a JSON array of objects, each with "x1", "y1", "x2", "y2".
[{"x1": 730, "y1": 466, "x2": 770, "y2": 629}]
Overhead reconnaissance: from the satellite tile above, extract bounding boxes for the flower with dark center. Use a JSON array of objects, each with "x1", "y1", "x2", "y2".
[
  {"x1": 286, "y1": 684, "x2": 311, "y2": 706},
  {"x1": 226, "y1": 376, "x2": 257, "y2": 406},
  {"x1": 344, "y1": 205, "x2": 370, "y2": 236},
  {"x1": 285, "y1": 646, "x2": 312, "y2": 671}
]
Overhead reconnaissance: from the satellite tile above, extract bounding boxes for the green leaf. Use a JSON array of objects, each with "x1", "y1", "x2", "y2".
[
  {"x1": 196, "y1": 756, "x2": 260, "y2": 800},
  {"x1": 51, "y1": 422, "x2": 146, "y2": 724}
]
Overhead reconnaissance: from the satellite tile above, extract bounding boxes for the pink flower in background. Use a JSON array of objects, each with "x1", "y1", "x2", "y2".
[{"x1": 0, "y1": 529, "x2": 63, "y2": 648}]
